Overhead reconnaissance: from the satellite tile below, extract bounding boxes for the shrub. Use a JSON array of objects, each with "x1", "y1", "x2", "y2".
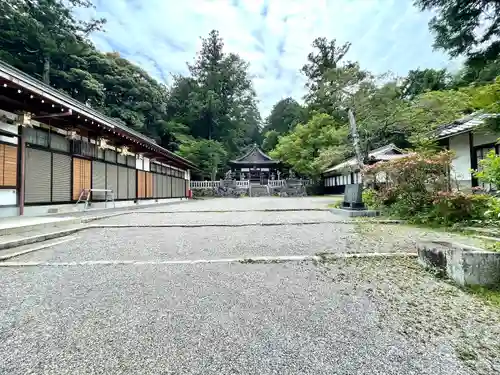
[
  {"x1": 484, "y1": 196, "x2": 500, "y2": 221},
  {"x1": 474, "y1": 149, "x2": 500, "y2": 189},
  {"x1": 192, "y1": 188, "x2": 216, "y2": 198},
  {"x1": 426, "y1": 192, "x2": 491, "y2": 226},
  {"x1": 361, "y1": 151, "x2": 493, "y2": 225},
  {"x1": 362, "y1": 188, "x2": 381, "y2": 209},
  {"x1": 363, "y1": 151, "x2": 453, "y2": 216}
]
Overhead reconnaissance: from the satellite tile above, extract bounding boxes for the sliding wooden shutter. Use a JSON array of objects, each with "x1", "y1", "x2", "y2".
[
  {"x1": 0, "y1": 144, "x2": 18, "y2": 187},
  {"x1": 72, "y1": 158, "x2": 91, "y2": 200},
  {"x1": 137, "y1": 171, "x2": 146, "y2": 198},
  {"x1": 146, "y1": 172, "x2": 153, "y2": 198}
]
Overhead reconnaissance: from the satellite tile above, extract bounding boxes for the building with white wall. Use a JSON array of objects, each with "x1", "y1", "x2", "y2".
[
  {"x1": 436, "y1": 113, "x2": 499, "y2": 191},
  {"x1": 323, "y1": 144, "x2": 408, "y2": 194}
]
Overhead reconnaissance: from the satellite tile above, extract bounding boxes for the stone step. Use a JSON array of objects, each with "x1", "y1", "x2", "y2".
[{"x1": 249, "y1": 185, "x2": 270, "y2": 197}]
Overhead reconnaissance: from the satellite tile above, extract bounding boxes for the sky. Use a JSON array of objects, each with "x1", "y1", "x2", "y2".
[{"x1": 80, "y1": 0, "x2": 460, "y2": 118}]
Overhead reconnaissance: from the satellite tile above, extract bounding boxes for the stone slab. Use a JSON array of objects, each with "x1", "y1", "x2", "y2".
[
  {"x1": 418, "y1": 241, "x2": 500, "y2": 287},
  {"x1": 329, "y1": 208, "x2": 380, "y2": 217}
]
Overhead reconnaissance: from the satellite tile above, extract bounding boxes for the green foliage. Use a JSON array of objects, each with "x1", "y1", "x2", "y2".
[
  {"x1": 363, "y1": 149, "x2": 493, "y2": 226},
  {"x1": 361, "y1": 188, "x2": 380, "y2": 210},
  {"x1": 0, "y1": 2, "x2": 261, "y2": 164},
  {"x1": 261, "y1": 130, "x2": 280, "y2": 153},
  {"x1": 270, "y1": 113, "x2": 349, "y2": 177},
  {"x1": 178, "y1": 139, "x2": 227, "y2": 180},
  {"x1": 474, "y1": 149, "x2": 500, "y2": 188},
  {"x1": 263, "y1": 98, "x2": 305, "y2": 135},
  {"x1": 483, "y1": 197, "x2": 500, "y2": 221},
  {"x1": 415, "y1": 0, "x2": 500, "y2": 67},
  {"x1": 401, "y1": 68, "x2": 451, "y2": 99},
  {"x1": 427, "y1": 192, "x2": 491, "y2": 226},
  {"x1": 363, "y1": 151, "x2": 481, "y2": 224},
  {"x1": 401, "y1": 89, "x2": 474, "y2": 137}
]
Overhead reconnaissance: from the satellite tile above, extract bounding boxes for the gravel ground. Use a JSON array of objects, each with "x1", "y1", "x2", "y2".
[
  {"x1": 14, "y1": 219, "x2": 485, "y2": 263},
  {"x1": 94, "y1": 210, "x2": 339, "y2": 226},
  {"x1": 136, "y1": 196, "x2": 340, "y2": 212},
  {"x1": 1, "y1": 258, "x2": 498, "y2": 375},
  {"x1": 2, "y1": 198, "x2": 498, "y2": 374}
]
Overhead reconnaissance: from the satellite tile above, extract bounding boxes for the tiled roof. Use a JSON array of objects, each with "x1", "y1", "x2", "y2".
[
  {"x1": 230, "y1": 144, "x2": 279, "y2": 165},
  {"x1": 435, "y1": 112, "x2": 497, "y2": 139},
  {"x1": 324, "y1": 143, "x2": 405, "y2": 174}
]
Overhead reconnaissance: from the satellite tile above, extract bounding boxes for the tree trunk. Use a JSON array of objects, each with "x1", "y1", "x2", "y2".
[{"x1": 42, "y1": 56, "x2": 50, "y2": 85}]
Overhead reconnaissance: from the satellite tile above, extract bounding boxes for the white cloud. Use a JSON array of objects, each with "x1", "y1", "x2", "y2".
[{"x1": 79, "y1": 0, "x2": 458, "y2": 118}]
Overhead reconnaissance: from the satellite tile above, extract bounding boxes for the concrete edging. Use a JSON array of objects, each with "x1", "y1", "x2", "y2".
[
  {"x1": 0, "y1": 227, "x2": 83, "y2": 251},
  {"x1": 417, "y1": 241, "x2": 500, "y2": 287},
  {"x1": 0, "y1": 218, "x2": 82, "y2": 236}
]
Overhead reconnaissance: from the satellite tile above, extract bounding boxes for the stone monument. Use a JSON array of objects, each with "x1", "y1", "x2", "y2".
[{"x1": 329, "y1": 183, "x2": 379, "y2": 217}]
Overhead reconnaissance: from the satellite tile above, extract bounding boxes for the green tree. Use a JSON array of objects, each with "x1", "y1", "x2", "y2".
[
  {"x1": 0, "y1": 0, "x2": 105, "y2": 84},
  {"x1": 261, "y1": 130, "x2": 280, "y2": 152},
  {"x1": 263, "y1": 98, "x2": 305, "y2": 134},
  {"x1": 178, "y1": 139, "x2": 227, "y2": 180},
  {"x1": 350, "y1": 79, "x2": 411, "y2": 154},
  {"x1": 401, "y1": 68, "x2": 450, "y2": 99},
  {"x1": 270, "y1": 113, "x2": 349, "y2": 177},
  {"x1": 399, "y1": 88, "x2": 474, "y2": 145},
  {"x1": 187, "y1": 30, "x2": 261, "y2": 157},
  {"x1": 415, "y1": 0, "x2": 500, "y2": 67}
]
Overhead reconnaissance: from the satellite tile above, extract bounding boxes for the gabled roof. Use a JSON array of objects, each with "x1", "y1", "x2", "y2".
[
  {"x1": 324, "y1": 143, "x2": 406, "y2": 174},
  {"x1": 435, "y1": 112, "x2": 498, "y2": 139},
  {"x1": 0, "y1": 60, "x2": 198, "y2": 170},
  {"x1": 229, "y1": 144, "x2": 280, "y2": 165}
]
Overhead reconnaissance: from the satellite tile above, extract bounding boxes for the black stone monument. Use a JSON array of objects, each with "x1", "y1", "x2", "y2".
[{"x1": 342, "y1": 184, "x2": 365, "y2": 210}]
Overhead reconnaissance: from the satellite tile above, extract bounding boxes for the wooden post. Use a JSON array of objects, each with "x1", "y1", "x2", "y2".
[{"x1": 19, "y1": 128, "x2": 25, "y2": 216}]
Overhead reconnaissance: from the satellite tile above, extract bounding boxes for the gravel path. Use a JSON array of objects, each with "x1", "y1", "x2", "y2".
[
  {"x1": 2, "y1": 258, "x2": 499, "y2": 374},
  {"x1": 1, "y1": 197, "x2": 499, "y2": 374},
  {"x1": 94, "y1": 210, "x2": 338, "y2": 226},
  {"x1": 136, "y1": 196, "x2": 341, "y2": 212}
]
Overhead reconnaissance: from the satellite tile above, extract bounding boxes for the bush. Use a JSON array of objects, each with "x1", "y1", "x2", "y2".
[
  {"x1": 362, "y1": 151, "x2": 493, "y2": 225},
  {"x1": 362, "y1": 188, "x2": 381, "y2": 209},
  {"x1": 474, "y1": 149, "x2": 500, "y2": 189},
  {"x1": 426, "y1": 192, "x2": 491, "y2": 226},
  {"x1": 484, "y1": 196, "x2": 500, "y2": 221},
  {"x1": 191, "y1": 188, "x2": 216, "y2": 198}
]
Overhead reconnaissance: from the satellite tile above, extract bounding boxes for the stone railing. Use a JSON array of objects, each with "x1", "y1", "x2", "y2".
[
  {"x1": 268, "y1": 180, "x2": 285, "y2": 187},
  {"x1": 269, "y1": 179, "x2": 311, "y2": 187},
  {"x1": 236, "y1": 180, "x2": 250, "y2": 188},
  {"x1": 190, "y1": 179, "x2": 310, "y2": 189},
  {"x1": 190, "y1": 181, "x2": 220, "y2": 189},
  {"x1": 190, "y1": 180, "x2": 250, "y2": 189}
]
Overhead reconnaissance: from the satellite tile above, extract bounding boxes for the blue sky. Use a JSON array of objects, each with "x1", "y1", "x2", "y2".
[{"x1": 80, "y1": 0, "x2": 460, "y2": 117}]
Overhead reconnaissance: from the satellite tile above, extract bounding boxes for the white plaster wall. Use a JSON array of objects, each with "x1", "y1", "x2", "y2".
[
  {"x1": 143, "y1": 157, "x2": 150, "y2": 171},
  {"x1": 0, "y1": 122, "x2": 18, "y2": 144},
  {"x1": 136, "y1": 155, "x2": 143, "y2": 170},
  {"x1": 0, "y1": 189, "x2": 17, "y2": 206},
  {"x1": 449, "y1": 133, "x2": 471, "y2": 183},
  {"x1": 473, "y1": 129, "x2": 500, "y2": 147}
]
